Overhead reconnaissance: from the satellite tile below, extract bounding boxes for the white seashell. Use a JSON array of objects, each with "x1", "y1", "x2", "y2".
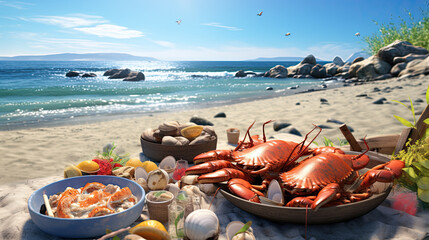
[
  {"x1": 264, "y1": 179, "x2": 284, "y2": 205},
  {"x1": 159, "y1": 155, "x2": 176, "y2": 171},
  {"x1": 162, "y1": 136, "x2": 181, "y2": 146},
  {"x1": 181, "y1": 185, "x2": 210, "y2": 209},
  {"x1": 179, "y1": 175, "x2": 199, "y2": 188},
  {"x1": 147, "y1": 169, "x2": 169, "y2": 190},
  {"x1": 142, "y1": 128, "x2": 158, "y2": 142},
  {"x1": 184, "y1": 209, "x2": 219, "y2": 240},
  {"x1": 175, "y1": 136, "x2": 190, "y2": 145},
  {"x1": 198, "y1": 183, "x2": 217, "y2": 195},
  {"x1": 189, "y1": 135, "x2": 212, "y2": 145},
  {"x1": 158, "y1": 121, "x2": 180, "y2": 136},
  {"x1": 226, "y1": 221, "x2": 255, "y2": 240},
  {"x1": 203, "y1": 126, "x2": 217, "y2": 137},
  {"x1": 135, "y1": 167, "x2": 148, "y2": 180},
  {"x1": 166, "y1": 183, "x2": 180, "y2": 197},
  {"x1": 136, "y1": 178, "x2": 149, "y2": 192}
]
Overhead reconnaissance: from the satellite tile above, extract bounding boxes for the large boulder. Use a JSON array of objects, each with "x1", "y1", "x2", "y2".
[
  {"x1": 103, "y1": 69, "x2": 121, "y2": 76},
  {"x1": 398, "y1": 56, "x2": 429, "y2": 77},
  {"x1": 310, "y1": 64, "x2": 327, "y2": 78},
  {"x1": 377, "y1": 40, "x2": 429, "y2": 65},
  {"x1": 324, "y1": 63, "x2": 338, "y2": 76},
  {"x1": 352, "y1": 57, "x2": 365, "y2": 64},
  {"x1": 235, "y1": 70, "x2": 247, "y2": 77},
  {"x1": 265, "y1": 65, "x2": 288, "y2": 78},
  {"x1": 390, "y1": 62, "x2": 407, "y2": 76},
  {"x1": 393, "y1": 53, "x2": 429, "y2": 65},
  {"x1": 109, "y1": 68, "x2": 132, "y2": 79},
  {"x1": 297, "y1": 63, "x2": 313, "y2": 75},
  {"x1": 66, "y1": 71, "x2": 80, "y2": 77},
  {"x1": 332, "y1": 56, "x2": 345, "y2": 66},
  {"x1": 349, "y1": 56, "x2": 391, "y2": 79},
  {"x1": 123, "y1": 71, "x2": 145, "y2": 81},
  {"x1": 300, "y1": 54, "x2": 317, "y2": 65},
  {"x1": 81, "y1": 73, "x2": 97, "y2": 78}
]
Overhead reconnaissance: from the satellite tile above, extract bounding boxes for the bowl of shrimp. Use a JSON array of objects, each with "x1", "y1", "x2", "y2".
[{"x1": 28, "y1": 175, "x2": 145, "y2": 238}]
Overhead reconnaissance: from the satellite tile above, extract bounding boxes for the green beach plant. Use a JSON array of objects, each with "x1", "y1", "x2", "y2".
[
  {"x1": 364, "y1": 3, "x2": 429, "y2": 54},
  {"x1": 392, "y1": 85, "x2": 429, "y2": 204}
]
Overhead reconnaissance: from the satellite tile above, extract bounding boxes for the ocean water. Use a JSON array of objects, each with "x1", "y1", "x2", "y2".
[{"x1": 0, "y1": 61, "x2": 330, "y2": 130}]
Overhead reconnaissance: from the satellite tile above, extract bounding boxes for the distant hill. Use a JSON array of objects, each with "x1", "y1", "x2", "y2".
[
  {"x1": 345, "y1": 51, "x2": 371, "y2": 63},
  {"x1": 246, "y1": 56, "x2": 327, "y2": 62},
  {"x1": 0, "y1": 53, "x2": 157, "y2": 61}
]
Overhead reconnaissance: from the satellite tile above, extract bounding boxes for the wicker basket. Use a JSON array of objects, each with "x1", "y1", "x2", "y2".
[{"x1": 145, "y1": 191, "x2": 174, "y2": 223}]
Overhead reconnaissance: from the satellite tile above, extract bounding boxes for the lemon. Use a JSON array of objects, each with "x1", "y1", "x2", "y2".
[
  {"x1": 129, "y1": 220, "x2": 170, "y2": 240},
  {"x1": 64, "y1": 165, "x2": 82, "y2": 178},
  {"x1": 125, "y1": 158, "x2": 145, "y2": 168},
  {"x1": 76, "y1": 160, "x2": 99, "y2": 172},
  {"x1": 142, "y1": 161, "x2": 158, "y2": 173},
  {"x1": 181, "y1": 125, "x2": 203, "y2": 139}
]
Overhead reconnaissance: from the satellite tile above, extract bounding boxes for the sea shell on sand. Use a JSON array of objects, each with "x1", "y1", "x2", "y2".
[
  {"x1": 158, "y1": 121, "x2": 180, "y2": 136},
  {"x1": 226, "y1": 221, "x2": 255, "y2": 240},
  {"x1": 189, "y1": 135, "x2": 215, "y2": 145},
  {"x1": 147, "y1": 169, "x2": 169, "y2": 190},
  {"x1": 184, "y1": 209, "x2": 220, "y2": 240},
  {"x1": 159, "y1": 156, "x2": 176, "y2": 171},
  {"x1": 142, "y1": 128, "x2": 158, "y2": 143}
]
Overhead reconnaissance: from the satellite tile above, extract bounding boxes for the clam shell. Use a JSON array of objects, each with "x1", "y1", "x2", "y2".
[
  {"x1": 189, "y1": 135, "x2": 212, "y2": 145},
  {"x1": 147, "y1": 169, "x2": 169, "y2": 190},
  {"x1": 184, "y1": 209, "x2": 219, "y2": 240},
  {"x1": 203, "y1": 126, "x2": 217, "y2": 137},
  {"x1": 166, "y1": 183, "x2": 180, "y2": 197},
  {"x1": 159, "y1": 156, "x2": 176, "y2": 172},
  {"x1": 226, "y1": 221, "x2": 255, "y2": 240},
  {"x1": 141, "y1": 128, "x2": 158, "y2": 143},
  {"x1": 158, "y1": 121, "x2": 180, "y2": 136},
  {"x1": 135, "y1": 166, "x2": 148, "y2": 180},
  {"x1": 175, "y1": 136, "x2": 190, "y2": 145},
  {"x1": 161, "y1": 136, "x2": 181, "y2": 146},
  {"x1": 153, "y1": 129, "x2": 164, "y2": 142},
  {"x1": 265, "y1": 179, "x2": 284, "y2": 205}
]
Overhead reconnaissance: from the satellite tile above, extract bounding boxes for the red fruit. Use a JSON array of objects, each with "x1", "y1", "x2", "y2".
[
  {"x1": 92, "y1": 159, "x2": 112, "y2": 175},
  {"x1": 113, "y1": 163, "x2": 122, "y2": 168}
]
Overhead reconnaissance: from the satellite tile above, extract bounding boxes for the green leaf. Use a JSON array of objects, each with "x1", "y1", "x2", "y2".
[
  {"x1": 176, "y1": 193, "x2": 187, "y2": 201},
  {"x1": 394, "y1": 115, "x2": 414, "y2": 128},
  {"x1": 391, "y1": 100, "x2": 409, "y2": 109},
  {"x1": 175, "y1": 211, "x2": 185, "y2": 237},
  {"x1": 417, "y1": 177, "x2": 429, "y2": 190},
  {"x1": 418, "y1": 156, "x2": 429, "y2": 169},
  {"x1": 234, "y1": 221, "x2": 252, "y2": 236},
  {"x1": 154, "y1": 191, "x2": 166, "y2": 197},
  {"x1": 417, "y1": 188, "x2": 429, "y2": 202},
  {"x1": 112, "y1": 236, "x2": 120, "y2": 240},
  {"x1": 424, "y1": 119, "x2": 429, "y2": 125},
  {"x1": 409, "y1": 97, "x2": 416, "y2": 125},
  {"x1": 404, "y1": 167, "x2": 418, "y2": 179}
]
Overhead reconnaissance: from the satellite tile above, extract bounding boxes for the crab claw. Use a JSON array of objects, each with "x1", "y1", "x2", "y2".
[
  {"x1": 357, "y1": 160, "x2": 405, "y2": 191},
  {"x1": 311, "y1": 183, "x2": 342, "y2": 211},
  {"x1": 286, "y1": 197, "x2": 314, "y2": 207},
  {"x1": 227, "y1": 178, "x2": 263, "y2": 203},
  {"x1": 197, "y1": 168, "x2": 251, "y2": 184},
  {"x1": 193, "y1": 150, "x2": 233, "y2": 164},
  {"x1": 185, "y1": 160, "x2": 234, "y2": 175}
]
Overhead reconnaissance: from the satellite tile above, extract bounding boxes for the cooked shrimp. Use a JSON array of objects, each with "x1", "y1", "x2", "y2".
[
  {"x1": 81, "y1": 182, "x2": 106, "y2": 194},
  {"x1": 107, "y1": 187, "x2": 133, "y2": 210},
  {"x1": 88, "y1": 206, "x2": 114, "y2": 217}
]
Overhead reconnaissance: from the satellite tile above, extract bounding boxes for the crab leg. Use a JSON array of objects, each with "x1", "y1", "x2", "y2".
[
  {"x1": 357, "y1": 160, "x2": 404, "y2": 191},
  {"x1": 227, "y1": 178, "x2": 264, "y2": 203}
]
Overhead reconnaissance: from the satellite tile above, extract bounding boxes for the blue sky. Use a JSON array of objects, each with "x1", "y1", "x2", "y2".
[{"x1": 0, "y1": 0, "x2": 427, "y2": 60}]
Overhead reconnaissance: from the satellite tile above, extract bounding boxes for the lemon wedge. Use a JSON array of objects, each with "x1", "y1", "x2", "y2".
[
  {"x1": 129, "y1": 220, "x2": 170, "y2": 240},
  {"x1": 181, "y1": 125, "x2": 203, "y2": 139}
]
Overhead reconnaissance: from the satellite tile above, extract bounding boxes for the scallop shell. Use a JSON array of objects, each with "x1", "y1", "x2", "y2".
[
  {"x1": 226, "y1": 221, "x2": 255, "y2": 240},
  {"x1": 153, "y1": 129, "x2": 164, "y2": 142},
  {"x1": 141, "y1": 128, "x2": 158, "y2": 143},
  {"x1": 158, "y1": 121, "x2": 180, "y2": 136},
  {"x1": 181, "y1": 125, "x2": 204, "y2": 139},
  {"x1": 189, "y1": 135, "x2": 212, "y2": 145},
  {"x1": 147, "y1": 169, "x2": 169, "y2": 190},
  {"x1": 135, "y1": 167, "x2": 148, "y2": 180},
  {"x1": 262, "y1": 179, "x2": 284, "y2": 206},
  {"x1": 159, "y1": 156, "x2": 176, "y2": 172},
  {"x1": 184, "y1": 209, "x2": 220, "y2": 240}
]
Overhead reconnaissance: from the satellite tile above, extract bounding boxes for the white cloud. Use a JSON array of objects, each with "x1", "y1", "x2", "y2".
[
  {"x1": 74, "y1": 24, "x2": 143, "y2": 39},
  {"x1": 0, "y1": 1, "x2": 33, "y2": 10},
  {"x1": 201, "y1": 22, "x2": 243, "y2": 31},
  {"x1": 151, "y1": 40, "x2": 175, "y2": 48},
  {"x1": 30, "y1": 14, "x2": 107, "y2": 28}
]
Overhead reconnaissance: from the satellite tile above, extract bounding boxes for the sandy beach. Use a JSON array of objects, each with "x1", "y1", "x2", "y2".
[{"x1": 0, "y1": 75, "x2": 427, "y2": 185}]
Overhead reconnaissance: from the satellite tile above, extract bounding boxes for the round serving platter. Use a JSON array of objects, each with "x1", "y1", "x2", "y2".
[{"x1": 220, "y1": 151, "x2": 393, "y2": 224}]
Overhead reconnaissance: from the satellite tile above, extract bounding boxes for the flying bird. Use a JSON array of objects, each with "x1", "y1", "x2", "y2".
[
  {"x1": 355, "y1": 32, "x2": 360, "y2": 37},
  {"x1": 257, "y1": 11, "x2": 263, "y2": 16},
  {"x1": 176, "y1": 20, "x2": 182, "y2": 25},
  {"x1": 285, "y1": 32, "x2": 291, "y2": 36}
]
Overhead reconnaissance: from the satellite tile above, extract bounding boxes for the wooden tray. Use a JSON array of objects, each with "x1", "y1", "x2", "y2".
[
  {"x1": 140, "y1": 137, "x2": 217, "y2": 163},
  {"x1": 220, "y1": 152, "x2": 392, "y2": 224}
]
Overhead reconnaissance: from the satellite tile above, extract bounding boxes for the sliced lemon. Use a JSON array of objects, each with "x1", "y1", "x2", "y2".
[
  {"x1": 64, "y1": 165, "x2": 82, "y2": 178},
  {"x1": 129, "y1": 220, "x2": 169, "y2": 240},
  {"x1": 76, "y1": 160, "x2": 100, "y2": 172},
  {"x1": 142, "y1": 161, "x2": 158, "y2": 173},
  {"x1": 181, "y1": 125, "x2": 203, "y2": 139},
  {"x1": 125, "y1": 158, "x2": 145, "y2": 168}
]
